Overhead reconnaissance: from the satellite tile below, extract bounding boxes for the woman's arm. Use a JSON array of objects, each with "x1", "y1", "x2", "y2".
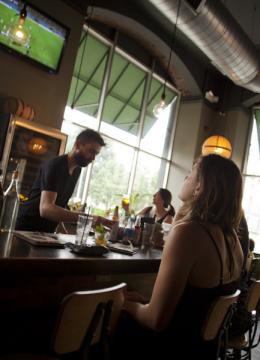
[{"x1": 124, "y1": 223, "x2": 198, "y2": 331}]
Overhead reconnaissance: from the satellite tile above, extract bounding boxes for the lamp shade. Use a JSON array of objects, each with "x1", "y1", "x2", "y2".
[
  {"x1": 27, "y1": 137, "x2": 48, "y2": 155},
  {"x1": 202, "y1": 135, "x2": 232, "y2": 159}
]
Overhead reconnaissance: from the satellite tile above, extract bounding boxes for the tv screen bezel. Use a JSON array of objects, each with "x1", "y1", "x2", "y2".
[{"x1": 0, "y1": 0, "x2": 70, "y2": 74}]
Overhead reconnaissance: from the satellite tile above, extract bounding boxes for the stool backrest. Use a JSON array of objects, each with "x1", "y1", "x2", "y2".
[
  {"x1": 247, "y1": 280, "x2": 260, "y2": 312},
  {"x1": 51, "y1": 282, "x2": 126, "y2": 355},
  {"x1": 201, "y1": 289, "x2": 240, "y2": 341}
]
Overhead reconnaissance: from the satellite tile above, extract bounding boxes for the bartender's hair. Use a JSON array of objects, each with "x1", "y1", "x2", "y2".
[{"x1": 76, "y1": 129, "x2": 106, "y2": 146}]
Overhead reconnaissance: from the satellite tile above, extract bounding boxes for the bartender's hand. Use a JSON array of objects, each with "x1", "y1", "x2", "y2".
[{"x1": 92, "y1": 215, "x2": 116, "y2": 229}]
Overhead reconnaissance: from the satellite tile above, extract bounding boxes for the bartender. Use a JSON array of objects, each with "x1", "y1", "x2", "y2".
[{"x1": 15, "y1": 129, "x2": 105, "y2": 233}]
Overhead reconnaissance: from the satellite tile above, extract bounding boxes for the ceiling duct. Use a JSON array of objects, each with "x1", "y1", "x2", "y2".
[{"x1": 147, "y1": 0, "x2": 260, "y2": 94}]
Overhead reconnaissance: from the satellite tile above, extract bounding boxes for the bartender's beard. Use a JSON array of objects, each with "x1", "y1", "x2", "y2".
[{"x1": 74, "y1": 153, "x2": 90, "y2": 167}]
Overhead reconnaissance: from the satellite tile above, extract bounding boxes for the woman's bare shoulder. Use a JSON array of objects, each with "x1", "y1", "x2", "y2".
[
  {"x1": 172, "y1": 220, "x2": 203, "y2": 232},
  {"x1": 167, "y1": 221, "x2": 209, "y2": 249}
]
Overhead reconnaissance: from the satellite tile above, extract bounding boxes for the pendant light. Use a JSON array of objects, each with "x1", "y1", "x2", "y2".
[
  {"x1": 71, "y1": 6, "x2": 94, "y2": 110},
  {"x1": 202, "y1": 135, "x2": 232, "y2": 159},
  {"x1": 6, "y1": 2, "x2": 30, "y2": 48},
  {"x1": 153, "y1": 0, "x2": 181, "y2": 118}
]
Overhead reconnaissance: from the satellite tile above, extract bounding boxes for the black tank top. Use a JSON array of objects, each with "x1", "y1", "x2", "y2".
[
  {"x1": 166, "y1": 224, "x2": 238, "y2": 340},
  {"x1": 144, "y1": 206, "x2": 173, "y2": 224}
]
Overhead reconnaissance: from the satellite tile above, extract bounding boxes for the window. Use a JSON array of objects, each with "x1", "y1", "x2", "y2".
[
  {"x1": 67, "y1": 31, "x2": 110, "y2": 128},
  {"x1": 242, "y1": 109, "x2": 260, "y2": 253},
  {"x1": 100, "y1": 49, "x2": 147, "y2": 145},
  {"x1": 62, "y1": 27, "x2": 179, "y2": 214}
]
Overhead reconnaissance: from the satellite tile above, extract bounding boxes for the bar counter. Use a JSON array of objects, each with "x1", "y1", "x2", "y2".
[
  {"x1": 0, "y1": 231, "x2": 161, "y2": 276},
  {"x1": 0, "y1": 231, "x2": 161, "y2": 311}
]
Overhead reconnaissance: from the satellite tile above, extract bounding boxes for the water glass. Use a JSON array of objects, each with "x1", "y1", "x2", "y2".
[
  {"x1": 75, "y1": 215, "x2": 92, "y2": 246},
  {"x1": 141, "y1": 223, "x2": 155, "y2": 250}
]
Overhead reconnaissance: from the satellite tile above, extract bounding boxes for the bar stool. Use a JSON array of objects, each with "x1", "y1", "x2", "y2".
[
  {"x1": 2, "y1": 282, "x2": 127, "y2": 360},
  {"x1": 201, "y1": 290, "x2": 241, "y2": 360},
  {"x1": 226, "y1": 280, "x2": 260, "y2": 360}
]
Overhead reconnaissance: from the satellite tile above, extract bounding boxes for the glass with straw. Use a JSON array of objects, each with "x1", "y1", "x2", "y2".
[{"x1": 75, "y1": 207, "x2": 92, "y2": 246}]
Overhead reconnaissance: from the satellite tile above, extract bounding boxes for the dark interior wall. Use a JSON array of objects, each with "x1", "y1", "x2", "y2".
[{"x1": 0, "y1": 0, "x2": 84, "y2": 129}]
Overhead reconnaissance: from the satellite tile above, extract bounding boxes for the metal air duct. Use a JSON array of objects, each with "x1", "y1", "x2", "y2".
[{"x1": 147, "y1": 0, "x2": 260, "y2": 94}]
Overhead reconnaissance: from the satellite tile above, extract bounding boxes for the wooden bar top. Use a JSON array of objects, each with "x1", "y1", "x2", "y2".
[{"x1": 0, "y1": 231, "x2": 162, "y2": 276}]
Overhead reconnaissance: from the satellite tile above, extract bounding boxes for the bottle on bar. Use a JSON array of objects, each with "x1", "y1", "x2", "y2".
[
  {"x1": 112, "y1": 206, "x2": 119, "y2": 221},
  {"x1": 134, "y1": 215, "x2": 142, "y2": 246},
  {"x1": 110, "y1": 206, "x2": 119, "y2": 242},
  {"x1": 0, "y1": 169, "x2": 20, "y2": 231}
]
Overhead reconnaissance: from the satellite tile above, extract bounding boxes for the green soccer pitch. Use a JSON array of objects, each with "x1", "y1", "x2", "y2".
[{"x1": 0, "y1": 2, "x2": 65, "y2": 71}]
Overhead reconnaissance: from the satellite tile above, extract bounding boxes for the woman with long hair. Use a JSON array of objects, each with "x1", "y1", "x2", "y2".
[{"x1": 113, "y1": 154, "x2": 244, "y2": 359}]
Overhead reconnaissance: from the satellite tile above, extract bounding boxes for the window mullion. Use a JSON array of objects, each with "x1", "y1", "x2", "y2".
[{"x1": 96, "y1": 30, "x2": 119, "y2": 129}]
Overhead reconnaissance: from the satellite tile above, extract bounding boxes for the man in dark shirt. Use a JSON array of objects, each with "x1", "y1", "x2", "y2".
[{"x1": 15, "y1": 129, "x2": 105, "y2": 232}]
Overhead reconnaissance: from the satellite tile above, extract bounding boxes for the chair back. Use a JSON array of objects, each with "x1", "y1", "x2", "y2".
[
  {"x1": 201, "y1": 290, "x2": 240, "y2": 341},
  {"x1": 51, "y1": 282, "x2": 126, "y2": 355},
  {"x1": 247, "y1": 280, "x2": 260, "y2": 312}
]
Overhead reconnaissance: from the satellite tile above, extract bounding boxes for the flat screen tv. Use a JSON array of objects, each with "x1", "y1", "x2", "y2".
[{"x1": 0, "y1": 0, "x2": 69, "y2": 73}]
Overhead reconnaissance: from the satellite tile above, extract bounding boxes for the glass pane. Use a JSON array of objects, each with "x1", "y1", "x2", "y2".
[
  {"x1": 132, "y1": 152, "x2": 166, "y2": 212},
  {"x1": 101, "y1": 50, "x2": 147, "y2": 145},
  {"x1": 87, "y1": 137, "x2": 135, "y2": 214},
  {"x1": 140, "y1": 77, "x2": 177, "y2": 157},
  {"x1": 67, "y1": 31, "x2": 109, "y2": 122},
  {"x1": 61, "y1": 119, "x2": 85, "y2": 152},
  {"x1": 245, "y1": 117, "x2": 260, "y2": 176},
  {"x1": 243, "y1": 113, "x2": 260, "y2": 253},
  {"x1": 242, "y1": 176, "x2": 260, "y2": 253}
]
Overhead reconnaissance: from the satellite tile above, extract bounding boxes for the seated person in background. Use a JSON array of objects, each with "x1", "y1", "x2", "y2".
[
  {"x1": 113, "y1": 154, "x2": 244, "y2": 360},
  {"x1": 15, "y1": 129, "x2": 105, "y2": 233},
  {"x1": 137, "y1": 188, "x2": 175, "y2": 224}
]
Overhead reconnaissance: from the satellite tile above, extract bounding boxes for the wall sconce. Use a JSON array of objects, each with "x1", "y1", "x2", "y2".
[
  {"x1": 6, "y1": 2, "x2": 30, "y2": 48},
  {"x1": 153, "y1": 0, "x2": 181, "y2": 118},
  {"x1": 202, "y1": 135, "x2": 232, "y2": 159}
]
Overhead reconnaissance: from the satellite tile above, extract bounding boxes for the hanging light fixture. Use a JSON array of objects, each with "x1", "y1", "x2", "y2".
[
  {"x1": 153, "y1": 0, "x2": 181, "y2": 118},
  {"x1": 6, "y1": 2, "x2": 30, "y2": 48},
  {"x1": 202, "y1": 135, "x2": 232, "y2": 159}
]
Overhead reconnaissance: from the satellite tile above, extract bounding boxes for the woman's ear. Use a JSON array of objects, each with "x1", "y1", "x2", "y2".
[{"x1": 193, "y1": 182, "x2": 201, "y2": 198}]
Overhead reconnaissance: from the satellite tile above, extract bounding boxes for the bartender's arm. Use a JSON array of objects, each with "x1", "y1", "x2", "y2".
[{"x1": 40, "y1": 190, "x2": 83, "y2": 223}]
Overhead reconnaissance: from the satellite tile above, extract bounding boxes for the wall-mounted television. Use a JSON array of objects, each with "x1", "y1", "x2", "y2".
[{"x1": 0, "y1": 0, "x2": 70, "y2": 73}]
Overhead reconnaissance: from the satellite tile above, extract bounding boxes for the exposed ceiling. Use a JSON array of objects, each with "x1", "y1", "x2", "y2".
[
  {"x1": 222, "y1": 0, "x2": 260, "y2": 48},
  {"x1": 62, "y1": 0, "x2": 260, "y2": 106}
]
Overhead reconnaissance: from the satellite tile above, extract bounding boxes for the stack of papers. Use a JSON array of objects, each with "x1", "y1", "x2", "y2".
[
  {"x1": 12, "y1": 231, "x2": 67, "y2": 248},
  {"x1": 108, "y1": 242, "x2": 139, "y2": 255}
]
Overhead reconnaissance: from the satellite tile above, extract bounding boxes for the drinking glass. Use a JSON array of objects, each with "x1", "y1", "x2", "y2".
[
  {"x1": 75, "y1": 215, "x2": 92, "y2": 246},
  {"x1": 141, "y1": 223, "x2": 155, "y2": 250}
]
